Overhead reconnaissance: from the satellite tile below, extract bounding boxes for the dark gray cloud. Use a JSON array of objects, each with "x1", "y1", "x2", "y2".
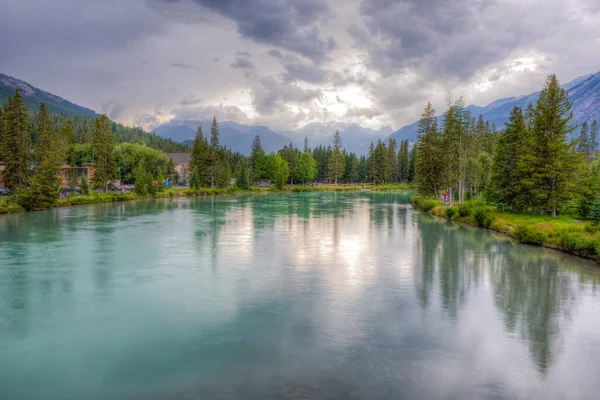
[
  {"x1": 353, "y1": 0, "x2": 561, "y2": 80},
  {"x1": 250, "y1": 75, "x2": 323, "y2": 115},
  {"x1": 162, "y1": 0, "x2": 335, "y2": 62},
  {"x1": 281, "y1": 57, "x2": 328, "y2": 84},
  {"x1": 236, "y1": 51, "x2": 252, "y2": 57},
  {"x1": 170, "y1": 62, "x2": 198, "y2": 69},
  {"x1": 344, "y1": 106, "x2": 381, "y2": 119},
  {"x1": 0, "y1": 0, "x2": 164, "y2": 63},
  {"x1": 230, "y1": 57, "x2": 256, "y2": 70},
  {"x1": 179, "y1": 95, "x2": 203, "y2": 106}
]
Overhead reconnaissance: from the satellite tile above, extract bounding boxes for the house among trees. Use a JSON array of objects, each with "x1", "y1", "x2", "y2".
[
  {"x1": 59, "y1": 162, "x2": 95, "y2": 186},
  {"x1": 166, "y1": 153, "x2": 191, "y2": 184},
  {"x1": 0, "y1": 160, "x2": 96, "y2": 188}
]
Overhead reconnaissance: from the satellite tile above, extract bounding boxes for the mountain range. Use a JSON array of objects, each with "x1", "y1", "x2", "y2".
[
  {"x1": 2, "y1": 71, "x2": 600, "y2": 156},
  {"x1": 388, "y1": 72, "x2": 600, "y2": 143},
  {"x1": 153, "y1": 119, "x2": 291, "y2": 155}
]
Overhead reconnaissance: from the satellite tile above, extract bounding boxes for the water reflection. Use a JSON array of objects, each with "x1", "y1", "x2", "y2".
[{"x1": 1, "y1": 192, "x2": 600, "y2": 400}]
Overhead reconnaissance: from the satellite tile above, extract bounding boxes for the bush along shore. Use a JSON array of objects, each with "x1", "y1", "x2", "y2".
[
  {"x1": 412, "y1": 195, "x2": 600, "y2": 262},
  {"x1": 0, "y1": 184, "x2": 413, "y2": 214}
]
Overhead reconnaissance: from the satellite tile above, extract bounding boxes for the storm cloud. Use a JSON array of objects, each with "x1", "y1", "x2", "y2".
[{"x1": 1, "y1": 0, "x2": 599, "y2": 134}]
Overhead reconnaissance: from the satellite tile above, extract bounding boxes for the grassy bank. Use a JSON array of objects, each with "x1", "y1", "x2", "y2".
[
  {"x1": 0, "y1": 184, "x2": 413, "y2": 214},
  {"x1": 412, "y1": 195, "x2": 600, "y2": 262}
]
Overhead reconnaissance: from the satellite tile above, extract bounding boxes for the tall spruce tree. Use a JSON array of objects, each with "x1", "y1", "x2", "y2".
[
  {"x1": 236, "y1": 158, "x2": 251, "y2": 189},
  {"x1": 91, "y1": 114, "x2": 117, "y2": 191},
  {"x1": 328, "y1": 130, "x2": 345, "y2": 184},
  {"x1": 590, "y1": 120, "x2": 598, "y2": 159},
  {"x1": 490, "y1": 106, "x2": 527, "y2": 208},
  {"x1": 414, "y1": 102, "x2": 443, "y2": 198},
  {"x1": 344, "y1": 152, "x2": 359, "y2": 183},
  {"x1": 398, "y1": 139, "x2": 410, "y2": 183},
  {"x1": 531, "y1": 74, "x2": 581, "y2": 217},
  {"x1": 408, "y1": 144, "x2": 416, "y2": 183},
  {"x1": 17, "y1": 103, "x2": 65, "y2": 210},
  {"x1": 190, "y1": 126, "x2": 211, "y2": 187},
  {"x1": 250, "y1": 135, "x2": 267, "y2": 182},
  {"x1": 371, "y1": 140, "x2": 389, "y2": 184},
  {"x1": 209, "y1": 117, "x2": 220, "y2": 188},
  {"x1": 387, "y1": 139, "x2": 398, "y2": 183},
  {"x1": 577, "y1": 121, "x2": 590, "y2": 160},
  {"x1": 3, "y1": 89, "x2": 31, "y2": 190}
]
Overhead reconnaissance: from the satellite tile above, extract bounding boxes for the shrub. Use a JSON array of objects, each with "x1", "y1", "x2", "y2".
[
  {"x1": 458, "y1": 204, "x2": 471, "y2": 217},
  {"x1": 513, "y1": 225, "x2": 546, "y2": 245},
  {"x1": 445, "y1": 207, "x2": 457, "y2": 218},
  {"x1": 559, "y1": 231, "x2": 597, "y2": 256},
  {"x1": 473, "y1": 207, "x2": 494, "y2": 227}
]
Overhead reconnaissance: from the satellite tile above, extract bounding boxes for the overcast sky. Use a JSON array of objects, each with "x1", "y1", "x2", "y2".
[{"x1": 1, "y1": 0, "x2": 599, "y2": 132}]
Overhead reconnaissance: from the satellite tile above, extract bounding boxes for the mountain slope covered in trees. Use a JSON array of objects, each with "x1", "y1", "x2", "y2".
[
  {"x1": 0, "y1": 73, "x2": 187, "y2": 152},
  {"x1": 0, "y1": 74, "x2": 98, "y2": 118},
  {"x1": 389, "y1": 72, "x2": 600, "y2": 142}
]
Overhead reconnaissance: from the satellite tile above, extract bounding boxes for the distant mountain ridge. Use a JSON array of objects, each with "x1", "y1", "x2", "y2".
[
  {"x1": 153, "y1": 119, "x2": 291, "y2": 155},
  {"x1": 388, "y1": 72, "x2": 600, "y2": 143},
  {"x1": 282, "y1": 122, "x2": 392, "y2": 155},
  {"x1": 0, "y1": 73, "x2": 98, "y2": 118}
]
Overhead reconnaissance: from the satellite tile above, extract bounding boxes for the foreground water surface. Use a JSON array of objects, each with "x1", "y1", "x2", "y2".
[{"x1": 1, "y1": 193, "x2": 600, "y2": 399}]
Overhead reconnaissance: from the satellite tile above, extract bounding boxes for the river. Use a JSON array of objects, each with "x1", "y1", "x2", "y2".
[{"x1": 1, "y1": 192, "x2": 600, "y2": 399}]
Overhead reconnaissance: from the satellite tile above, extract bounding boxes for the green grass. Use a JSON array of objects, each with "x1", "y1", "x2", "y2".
[{"x1": 0, "y1": 197, "x2": 24, "y2": 213}]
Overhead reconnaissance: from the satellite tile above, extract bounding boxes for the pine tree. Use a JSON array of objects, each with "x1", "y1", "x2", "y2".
[
  {"x1": 304, "y1": 136, "x2": 309, "y2": 153},
  {"x1": 368, "y1": 142, "x2": 375, "y2": 182},
  {"x1": 209, "y1": 117, "x2": 220, "y2": 188},
  {"x1": 250, "y1": 135, "x2": 267, "y2": 182},
  {"x1": 577, "y1": 121, "x2": 590, "y2": 160},
  {"x1": 62, "y1": 121, "x2": 74, "y2": 145},
  {"x1": 327, "y1": 130, "x2": 345, "y2": 184},
  {"x1": 344, "y1": 152, "x2": 359, "y2": 183},
  {"x1": 531, "y1": 74, "x2": 581, "y2": 217},
  {"x1": 91, "y1": 114, "x2": 117, "y2": 191},
  {"x1": 590, "y1": 120, "x2": 598, "y2": 159},
  {"x1": 490, "y1": 106, "x2": 527, "y2": 208},
  {"x1": 190, "y1": 126, "x2": 211, "y2": 187},
  {"x1": 414, "y1": 102, "x2": 443, "y2": 197},
  {"x1": 371, "y1": 140, "x2": 389, "y2": 184},
  {"x1": 236, "y1": 158, "x2": 251, "y2": 189},
  {"x1": 408, "y1": 144, "x2": 416, "y2": 183},
  {"x1": 398, "y1": 139, "x2": 410, "y2": 182},
  {"x1": 134, "y1": 161, "x2": 148, "y2": 195},
  {"x1": 278, "y1": 142, "x2": 299, "y2": 184},
  {"x1": 387, "y1": 139, "x2": 398, "y2": 183},
  {"x1": 3, "y1": 89, "x2": 31, "y2": 190},
  {"x1": 358, "y1": 154, "x2": 369, "y2": 182},
  {"x1": 17, "y1": 103, "x2": 65, "y2": 210}
]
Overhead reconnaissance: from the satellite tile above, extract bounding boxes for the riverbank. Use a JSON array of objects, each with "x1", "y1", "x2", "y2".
[
  {"x1": 412, "y1": 195, "x2": 600, "y2": 262},
  {"x1": 0, "y1": 184, "x2": 413, "y2": 214}
]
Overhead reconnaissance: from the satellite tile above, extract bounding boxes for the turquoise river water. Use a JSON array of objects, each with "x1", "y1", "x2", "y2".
[{"x1": 1, "y1": 192, "x2": 600, "y2": 399}]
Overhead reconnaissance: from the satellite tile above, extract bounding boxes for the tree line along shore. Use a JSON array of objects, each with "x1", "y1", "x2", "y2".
[
  {"x1": 0, "y1": 88, "x2": 414, "y2": 213},
  {"x1": 412, "y1": 73, "x2": 600, "y2": 262}
]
